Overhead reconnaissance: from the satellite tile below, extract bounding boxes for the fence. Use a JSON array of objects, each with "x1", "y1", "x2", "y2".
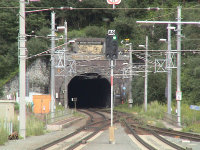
[
  {"x1": 163, "y1": 112, "x2": 182, "y2": 127},
  {"x1": 46, "y1": 109, "x2": 74, "y2": 125},
  {"x1": 0, "y1": 121, "x2": 13, "y2": 135}
]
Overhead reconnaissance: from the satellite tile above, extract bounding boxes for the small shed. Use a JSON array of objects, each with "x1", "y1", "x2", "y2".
[
  {"x1": 33, "y1": 95, "x2": 51, "y2": 113},
  {"x1": 0, "y1": 100, "x2": 15, "y2": 121}
]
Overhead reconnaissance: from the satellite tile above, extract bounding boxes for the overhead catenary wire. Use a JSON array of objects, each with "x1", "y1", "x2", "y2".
[{"x1": 1, "y1": 6, "x2": 200, "y2": 10}]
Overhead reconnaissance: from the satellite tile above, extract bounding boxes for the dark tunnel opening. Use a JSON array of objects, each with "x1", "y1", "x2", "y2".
[{"x1": 68, "y1": 74, "x2": 111, "y2": 108}]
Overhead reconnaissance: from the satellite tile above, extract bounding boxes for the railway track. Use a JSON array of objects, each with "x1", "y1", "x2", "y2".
[
  {"x1": 113, "y1": 110, "x2": 197, "y2": 150},
  {"x1": 113, "y1": 111, "x2": 183, "y2": 149},
  {"x1": 146, "y1": 124, "x2": 200, "y2": 142},
  {"x1": 35, "y1": 109, "x2": 118, "y2": 150},
  {"x1": 35, "y1": 109, "x2": 199, "y2": 150}
]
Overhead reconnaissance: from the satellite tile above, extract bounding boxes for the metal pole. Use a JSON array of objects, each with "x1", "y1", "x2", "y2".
[
  {"x1": 111, "y1": 60, "x2": 113, "y2": 127},
  {"x1": 144, "y1": 36, "x2": 148, "y2": 111},
  {"x1": 177, "y1": 6, "x2": 182, "y2": 126},
  {"x1": 74, "y1": 101, "x2": 76, "y2": 112},
  {"x1": 167, "y1": 24, "x2": 172, "y2": 114},
  {"x1": 109, "y1": 59, "x2": 115, "y2": 144},
  {"x1": 51, "y1": 12, "x2": 56, "y2": 118},
  {"x1": 129, "y1": 43, "x2": 133, "y2": 108},
  {"x1": 136, "y1": 6, "x2": 200, "y2": 125},
  {"x1": 19, "y1": 0, "x2": 26, "y2": 139},
  {"x1": 64, "y1": 21, "x2": 68, "y2": 110}
]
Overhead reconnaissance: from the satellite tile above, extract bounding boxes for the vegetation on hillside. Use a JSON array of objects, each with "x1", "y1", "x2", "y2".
[
  {"x1": 0, "y1": 0, "x2": 200, "y2": 107},
  {"x1": 115, "y1": 101, "x2": 200, "y2": 133}
]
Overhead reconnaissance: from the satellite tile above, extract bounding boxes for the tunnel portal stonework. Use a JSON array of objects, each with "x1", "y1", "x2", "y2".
[
  {"x1": 57, "y1": 38, "x2": 130, "y2": 108},
  {"x1": 1, "y1": 38, "x2": 130, "y2": 108}
]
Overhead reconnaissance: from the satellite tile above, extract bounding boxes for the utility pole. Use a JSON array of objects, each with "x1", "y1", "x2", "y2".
[
  {"x1": 139, "y1": 36, "x2": 148, "y2": 111},
  {"x1": 51, "y1": 12, "x2": 56, "y2": 118},
  {"x1": 128, "y1": 43, "x2": 133, "y2": 108},
  {"x1": 176, "y1": 6, "x2": 182, "y2": 126},
  {"x1": 19, "y1": 0, "x2": 26, "y2": 139},
  {"x1": 136, "y1": 5, "x2": 200, "y2": 126},
  {"x1": 167, "y1": 24, "x2": 172, "y2": 114},
  {"x1": 144, "y1": 36, "x2": 148, "y2": 112},
  {"x1": 64, "y1": 21, "x2": 68, "y2": 110}
]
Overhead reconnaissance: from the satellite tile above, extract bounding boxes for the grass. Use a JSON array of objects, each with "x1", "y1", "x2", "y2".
[
  {"x1": 0, "y1": 119, "x2": 9, "y2": 145},
  {"x1": 114, "y1": 100, "x2": 200, "y2": 133},
  {"x1": 26, "y1": 114, "x2": 45, "y2": 137},
  {"x1": 0, "y1": 113, "x2": 45, "y2": 145},
  {"x1": 0, "y1": 104, "x2": 86, "y2": 145}
]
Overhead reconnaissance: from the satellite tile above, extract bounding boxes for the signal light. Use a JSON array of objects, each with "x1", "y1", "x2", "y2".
[
  {"x1": 105, "y1": 34, "x2": 118, "y2": 60},
  {"x1": 113, "y1": 36, "x2": 117, "y2": 40}
]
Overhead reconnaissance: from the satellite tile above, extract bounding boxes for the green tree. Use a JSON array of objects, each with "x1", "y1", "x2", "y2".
[
  {"x1": 84, "y1": 26, "x2": 106, "y2": 38},
  {"x1": 26, "y1": 27, "x2": 51, "y2": 57}
]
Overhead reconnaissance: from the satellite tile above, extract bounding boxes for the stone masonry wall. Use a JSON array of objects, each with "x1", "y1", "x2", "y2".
[{"x1": 1, "y1": 58, "x2": 50, "y2": 99}]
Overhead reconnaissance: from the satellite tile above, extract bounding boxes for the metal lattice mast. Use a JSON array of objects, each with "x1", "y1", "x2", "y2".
[{"x1": 136, "y1": 5, "x2": 200, "y2": 126}]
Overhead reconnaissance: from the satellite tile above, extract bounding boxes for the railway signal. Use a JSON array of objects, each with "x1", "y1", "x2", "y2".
[{"x1": 105, "y1": 34, "x2": 118, "y2": 60}]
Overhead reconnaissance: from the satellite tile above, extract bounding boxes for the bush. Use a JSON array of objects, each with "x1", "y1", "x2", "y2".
[
  {"x1": 68, "y1": 29, "x2": 86, "y2": 39},
  {"x1": 14, "y1": 102, "x2": 19, "y2": 111},
  {"x1": 142, "y1": 101, "x2": 166, "y2": 120},
  {"x1": 26, "y1": 114, "x2": 44, "y2": 137},
  {"x1": 56, "y1": 104, "x2": 65, "y2": 111},
  {"x1": 12, "y1": 115, "x2": 19, "y2": 134},
  {"x1": 84, "y1": 26, "x2": 106, "y2": 38},
  {"x1": 0, "y1": 119, "x2": 9, "y2": 145}
]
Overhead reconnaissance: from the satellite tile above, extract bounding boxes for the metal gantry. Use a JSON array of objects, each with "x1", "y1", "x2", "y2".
[{"x1": 136, "y1": 5, "x2": 200, "y2": 126}]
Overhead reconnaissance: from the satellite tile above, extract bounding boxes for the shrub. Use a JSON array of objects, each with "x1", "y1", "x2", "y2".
[
  {"x1": 14, "y1": 102, "x2": 19, "y2": 111},
  {"x1": 12, "y1": 115, "x2": 19, "y2": 133},
  {"x1": 0, "y1": 119, "x2": 9, "y2": 145},
  {"x1": 84, "y1": 26, "x2": 106, "y2": 38},
  {"x1": 142, "y1": 101, "x2": 166, "y2": 120},
  {"x1": 26, "y1": 114, "x2": 44, "y2": 137}
]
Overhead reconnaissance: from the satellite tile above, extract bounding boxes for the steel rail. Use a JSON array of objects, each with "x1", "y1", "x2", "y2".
[
  {"x1": 110, "y1": 110, "x2": 157, "y2": 150},
  {"x1": 150, "y1": 130, "x2": 186, "y2": 150},
  {"x1": 131, "y1": 124, "x2": 189, "y2": 149},
  {"x1": 65, "y1": 110, "x2": 107, "y2": 150},
  {"x1": 147, "y1": 125, "x2": 200, "y2": 141},
  {"x1": 113, "y1": 110, "x2": 187, "y2": 150},
  {"x1": 122, "y1": 118, "x2": 157, "y2": 150},
  {"x1": 34, "y1": 109, "x2": 95, "y2": 150}
]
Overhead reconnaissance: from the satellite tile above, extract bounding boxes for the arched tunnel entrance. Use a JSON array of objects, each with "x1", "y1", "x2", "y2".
[{"x1": 68, "y1": 73, "x2": 111, "y2": 108}]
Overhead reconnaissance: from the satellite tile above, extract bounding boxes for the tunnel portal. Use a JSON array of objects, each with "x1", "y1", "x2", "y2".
[{"x1": 68, "y1": 73, "x2": 111, "y2": 108}]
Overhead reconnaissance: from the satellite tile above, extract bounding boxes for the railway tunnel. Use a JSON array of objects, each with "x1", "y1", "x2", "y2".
[{"x1": 68, "y1": 73, "x2": 111, "y2": 108}]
